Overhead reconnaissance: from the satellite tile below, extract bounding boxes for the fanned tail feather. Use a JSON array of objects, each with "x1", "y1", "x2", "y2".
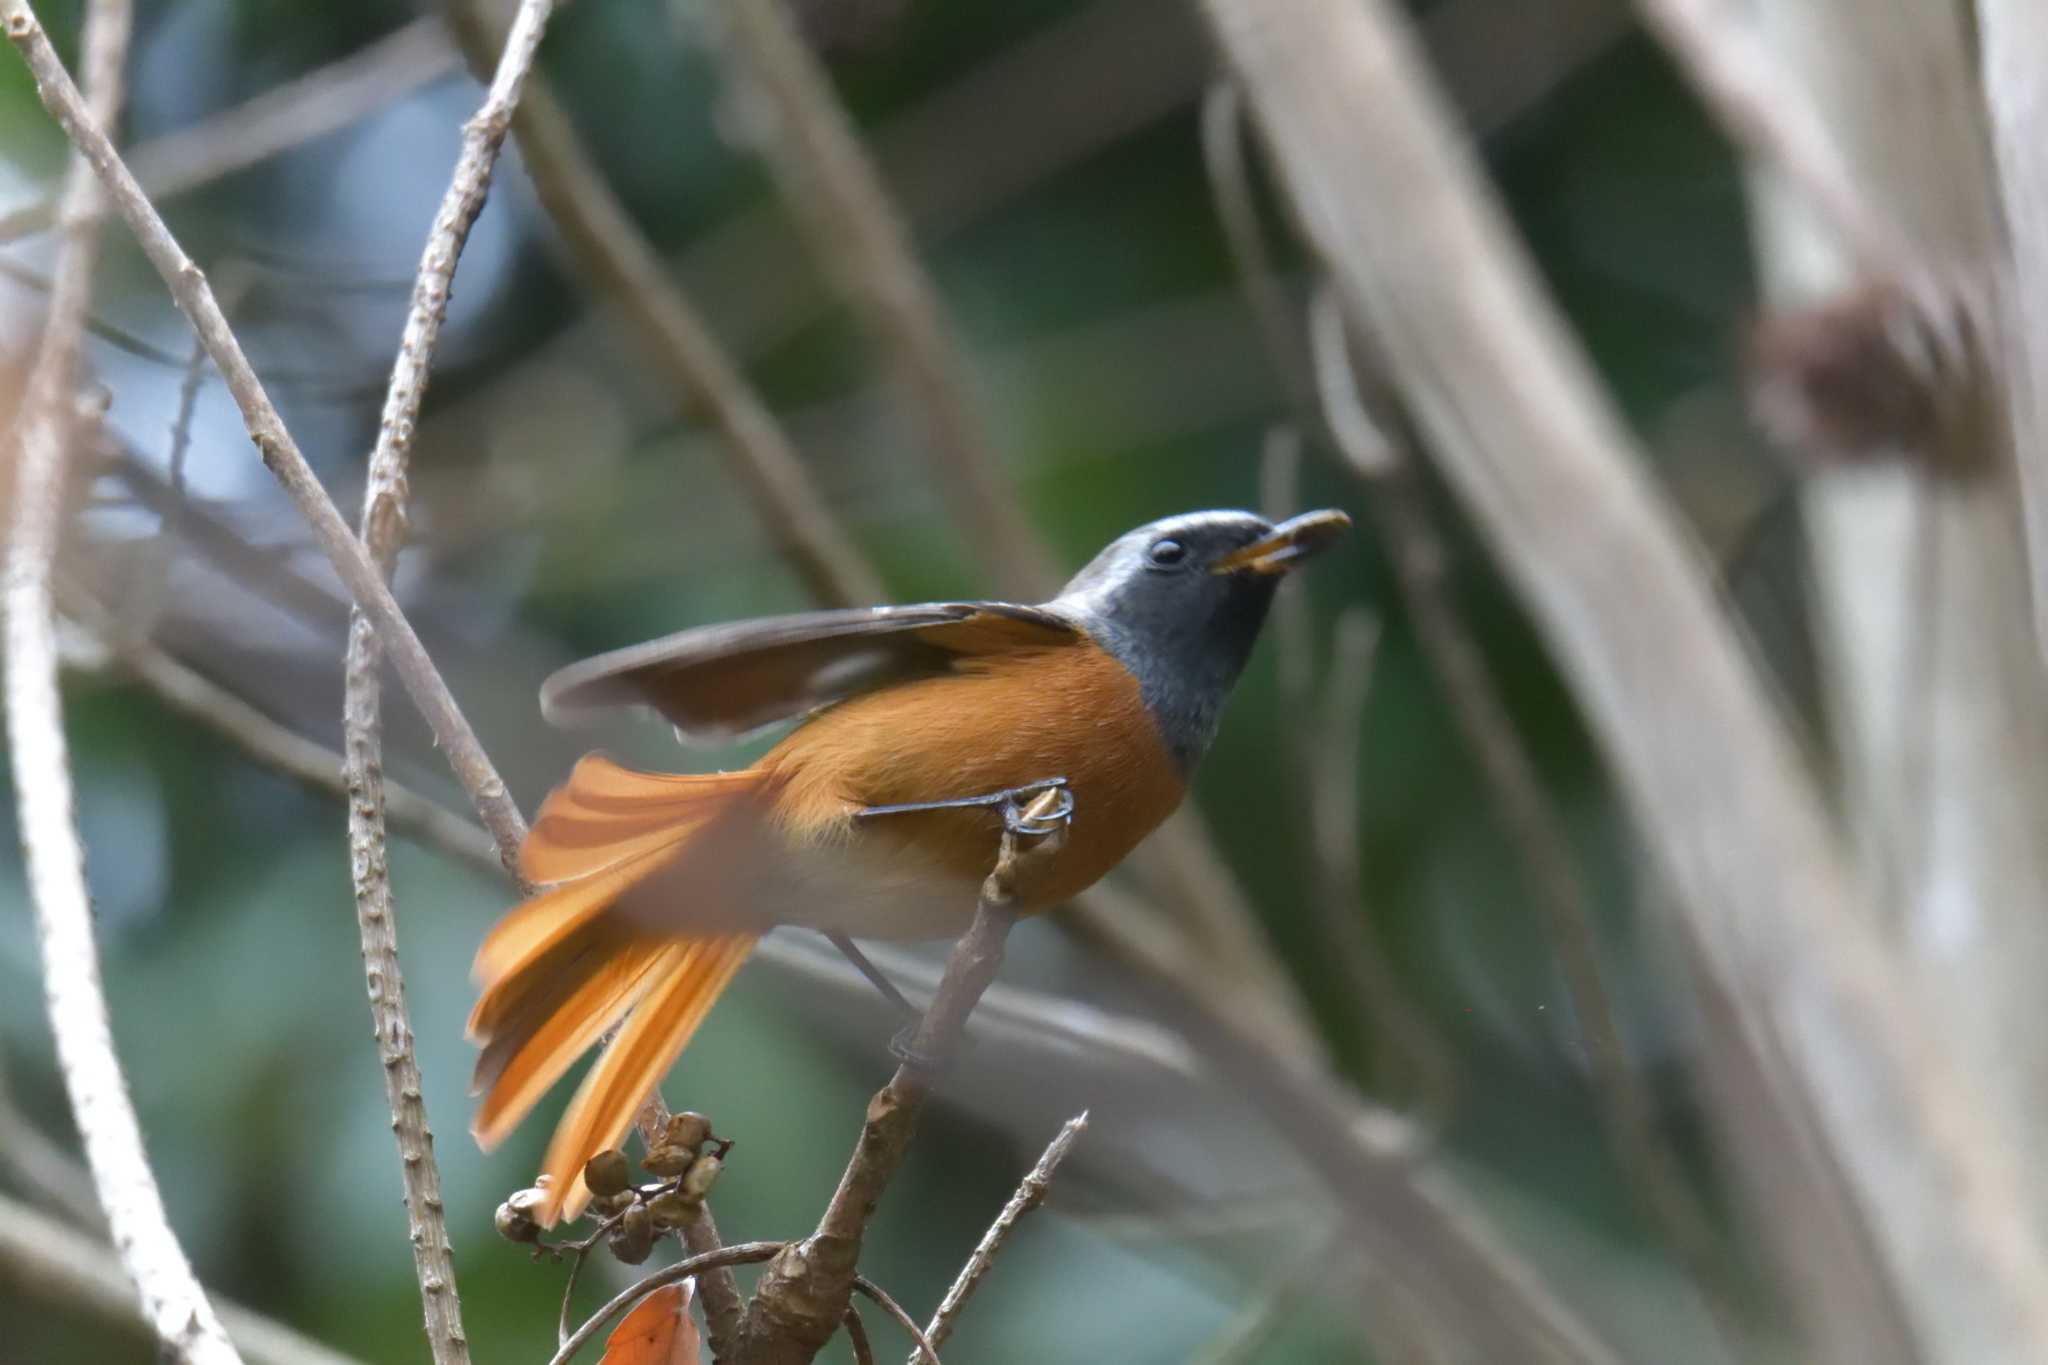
[
  {"x1": 468, "y1": 755, "x2": 768, "y2": 1224},
  {"x1": 536, "y1": 933, "x2": 755, "y2": 1223}
]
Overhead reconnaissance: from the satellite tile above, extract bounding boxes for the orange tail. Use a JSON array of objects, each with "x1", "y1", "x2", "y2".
[{"x1": 469, "y1": 754, "x2": 764, "y2": 1224}]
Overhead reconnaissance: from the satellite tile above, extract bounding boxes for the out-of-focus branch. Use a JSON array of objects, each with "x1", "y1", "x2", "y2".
[
  {"x1": 0, "y1": 17, "x2": 456, "y2": 245},
  {"x1": 440, "y1": 0, "x2": 885, "y2": 609},
  {"x1": 1218, "y1": 67, "x2": 1729, "y2": 1324},
  {"x1": 1979, "y1": 1, "x2": 2048, "y2": 661},
  {"x1": 56, "y1": 600, "x2": 496, "y2": 866},
  {"x1": 1202, "y1": 0, "x2": 2048, "y2": 1360},
  {"x1": 0, "y1": 1193, "x2": 362, "y2": 1365},
  {"x1": 1305, "y1": 606, "x2": 1458, "y2": 1126},
  {"x1": 705, "y1": 0, "x2": 1058, "y2": 601},
  {"x1": 1630, "y1": 0, "x2": 1908, "y2": 281},
  {"x1": 447, "y1": 0, "x2": 1315, "y2": 1064},
  {"x1": 1, "y1": 2, "x2": 242, "y2": 1361},
  {"x1": 338, "y1": 4, "x2": 558, "y2": 1360},
  {"x1": 914, "y1": 1113, "x2": 1087, "y2": 1362},
  {"x1": 735, "y1": 823, "x2": 1035, "y2": 1365},
  {"x1": 1306, "y1": 290, "x2": 1743, "y2": 1337},
  {"x1": 3, "y1": 1, "x2": 530, "y2": 870},
  {"x1": 0, "y1": 1045, "x2": 101, "y2": 1232}
]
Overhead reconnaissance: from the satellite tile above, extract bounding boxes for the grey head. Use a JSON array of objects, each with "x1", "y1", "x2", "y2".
[{"x1": 1049, "y1": 508, "x2": 1351, "y2": 769}]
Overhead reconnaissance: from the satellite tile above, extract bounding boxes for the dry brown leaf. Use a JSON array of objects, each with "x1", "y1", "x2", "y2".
[{"x1": 599, "y1": 1279, "x2": 702, "y2": 1365}]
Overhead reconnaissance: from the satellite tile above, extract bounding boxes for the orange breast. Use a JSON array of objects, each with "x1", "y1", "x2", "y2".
[{"x1": 758, "y1": 639, "x2": 1185, "y2": 912}]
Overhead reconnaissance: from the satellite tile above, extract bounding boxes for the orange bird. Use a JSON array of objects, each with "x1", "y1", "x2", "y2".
[{"x1": 469, "y1": 508, "x2": 1351, "y2": 1222}]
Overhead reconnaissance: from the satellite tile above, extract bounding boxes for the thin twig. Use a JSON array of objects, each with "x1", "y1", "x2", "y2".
[
  {"x1": 1311, "y1": 607, "x2": 1459, "y2": 1128},
  {"x1": 1206, "y1": 87, "x2": 1313, "y2": 415},
  {"x1": 338, "y1": 12, "x2": 557, "y2": 1359},
  {"x1": 548, "y1": 1242, "x2": 786, "y2": 1365},
  {"x1": 706, "y1": 0, "x2": 1058, "y2": 601},
  {"x1": 915, "y1": 1112, "x2": 1087, "y2": 1360},
  {"x1": 735, "y1": 823, "x2": 1036, "y2": 1364},
  {"x1": 0, "y1": 17, "x2": 457, "y2": 244},
  {"x1": 440, "y1": 0, "x2": 883, "y2": 609},
  {"x1": 3, "y1": 1, "x2": 530, "y2": 870},
  {"x1": 2, "y1": 2, "x2": 240, "y2": 1361},
  {"x1": 853, "y1": 1276, "x2": 939, "y2": 1365},
  {"x1": 0, "y1": 1193, "x2": 362, "y2": 1365},
  {"x1": 842, "y1": 1304, "x2": 875, "y2": 1365}
]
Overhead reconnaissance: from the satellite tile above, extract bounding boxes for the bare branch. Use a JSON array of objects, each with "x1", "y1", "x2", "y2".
[
  {"x1": 1203, "y1": 0, "x2": 2048, "y2": 1358},
  {"x1": 2, "y1": 2, "x2": 240, "y2": 1360},
  {"x1": 440, "y1": 0, "x2": 885, "y2": 609},
  {"x1": 706, "y1": 0, "x2": 1058, "y2": 600},
  {"x1": 337, "y1": 5, "x2": 558, "y2": 1359},
  {"x1": 842, "y1": 1304, "x2": 875, "y2": 1365},
  {"x1": 1979, "y1": 1, "x2": 2048, "y2": 662},
  {"x1": 915, "y1": 1112, "x2": 1087, "y2": 1361},
  {"x1": 1630, "y1": 0, "x2": 1909, "y2": 280},
  {"x1": 852, "y1": 1276, "x2": 939, "y2": 1365},
  {"x1": 548, "y1": 1242, "x2": 786, "y2": 1365},
  {"x1": 0, "y1": 18, "x2": 455, "y2": 245},
  {"x1": 0, "y1": 1193, "x2": 363, "y2": 1365},
  {"x1": 736, "y1": 823, "x2": 1036, "y2": 1364},
  {"x1": 3, "y1": 1, "x2": 529, "y2": 868}
]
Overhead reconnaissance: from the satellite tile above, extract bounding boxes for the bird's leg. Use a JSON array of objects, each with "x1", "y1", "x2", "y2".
[
  {"x1": 823, "y1": 930, "x2": 920, "y2": 1023},
  {"x1": 854, "y1": 776, "x2": 1075, "y2": 837},
  {"x1": 857, "y1": 776, "x2": 1074, "y2": 1070}
]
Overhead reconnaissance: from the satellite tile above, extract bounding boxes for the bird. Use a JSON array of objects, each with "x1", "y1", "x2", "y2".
[{"x1": 468, "y1": 507, "x2": 1351, "y2": 1223}]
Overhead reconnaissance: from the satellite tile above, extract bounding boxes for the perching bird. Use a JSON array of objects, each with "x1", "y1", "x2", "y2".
[{"x1": 469, "y1": 508, "x2": 1351, "y2": 1222}]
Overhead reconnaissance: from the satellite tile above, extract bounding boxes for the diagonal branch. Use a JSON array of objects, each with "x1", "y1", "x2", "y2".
[
  {"x1": 0, "y1": 1193, "x2": 361, "y2": 1365},
  {"x1": 735, "y1": 822, "x2": 1036, "y2": 1365},
  {"x1": 1630, "y1": 0, "x2": 1910, "y2": 282},
  {"x1": 0, "y1": 1, "x2": 243, "y2": 1360},
  {"x1": 337, "y1": 4, "x2": 558, "y2": 1360},
  {"x1": 2, "y1": 0, "x2": 530, "y2": 870},
  {"x1": 705, "y1": 0, "x2": 1059, "y2": 601},
  {"x1": 914, "y1": 1112, "x2": 1087, "y2": 1361}
]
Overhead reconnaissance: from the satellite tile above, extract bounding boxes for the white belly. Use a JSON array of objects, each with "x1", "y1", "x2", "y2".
[{"x1": 762, "y1": 840, "x2": 985, "y2": 941}]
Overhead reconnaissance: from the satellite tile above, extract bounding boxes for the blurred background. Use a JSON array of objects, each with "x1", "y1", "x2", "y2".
[{"x1": 0, "y1": 1, "x2": 1802, "y2": 1360}]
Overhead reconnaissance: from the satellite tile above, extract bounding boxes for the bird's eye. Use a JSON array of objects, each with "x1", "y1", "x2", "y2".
[{"x1": 1147, "y1": 538, "x2": 1187, "y2": 568}]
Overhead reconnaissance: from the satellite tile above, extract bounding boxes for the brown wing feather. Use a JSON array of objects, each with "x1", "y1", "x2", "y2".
[{"x1": 539, "y1": 602, "x2": 1078, "y2": 741}]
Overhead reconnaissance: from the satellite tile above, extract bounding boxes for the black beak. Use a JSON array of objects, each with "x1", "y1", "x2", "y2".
[{"x1": 1210, "y1": 509, "x2": 1353, "y2": 576}]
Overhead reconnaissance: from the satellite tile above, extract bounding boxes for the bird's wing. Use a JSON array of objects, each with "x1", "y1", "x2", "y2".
[{"x1": 539, "y1": 602, "x2": 1079, "y2": 741}]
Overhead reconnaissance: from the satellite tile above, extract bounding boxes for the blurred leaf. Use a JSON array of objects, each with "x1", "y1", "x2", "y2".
[{"x1": 601, "y1": 1281, "x2": 700, "y2": 1365}]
